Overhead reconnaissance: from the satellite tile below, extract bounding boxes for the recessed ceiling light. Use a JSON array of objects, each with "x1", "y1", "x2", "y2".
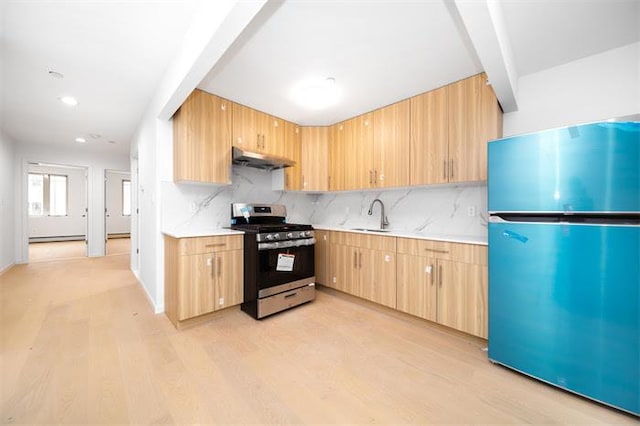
[
  {"x1": 292, "y1": 77, "x2": 340, "y2": 110},
  {"x1": 89, "y1": 133, "x2": 101, "y2": 139},
  {"x1": 48, "y1": 70, "x2": 64, "y2": 79},
  {"x1": 59, "y1": 96, "x2": 78, "y2": 106},
  {"x1": 107, "y1": 140, "x2": 117, "y2": 144},
  {"x1": 75, "y1": 137, "x2": 86, "y2": 143}
]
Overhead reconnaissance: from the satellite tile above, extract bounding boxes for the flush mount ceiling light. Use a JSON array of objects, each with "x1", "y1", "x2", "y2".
[
  {"x1": 89, "y1": 133, "x2": 101, "y2": 139},
  {"x1": 292, "y1": 77, "x2": 340, "y2": 110},
  {"x1": 59, "y1": 96, "x2": 78, "y2": 106},
  {"x1": 75, "y1": 137, "x2": 86, "y2": 143},
  {"x1": 107, "y1": 140, "x2": 117, "y2": 144}
]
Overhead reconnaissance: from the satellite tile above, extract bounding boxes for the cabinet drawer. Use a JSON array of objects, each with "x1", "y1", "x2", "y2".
[
  {"x1": 396, "y1": 238, "x2": 487, "y2": 265},
  {"x1": 178, "y1": 235, "x2": 243, "y2": 255},
  {"x1": 330, "y1": 230, "x2": 395, "y2": 251},
  {"x1": 397, "y1": 237, "x2": 451, "y2": 257},
  {"x1": 449, "y1": 242, "x2": 487, "y2": 266}
]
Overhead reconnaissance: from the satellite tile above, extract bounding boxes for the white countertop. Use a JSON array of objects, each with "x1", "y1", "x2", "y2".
[
  {"x1": 311, "y1": 225, "x2": 487, "y2": 246},
  {"x1": 162, "y1": 228, "x2": 244, "y2": 239}
]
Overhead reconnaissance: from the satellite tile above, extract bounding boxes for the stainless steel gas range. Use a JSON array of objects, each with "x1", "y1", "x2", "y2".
[{"x1": 230, "y1": 203, "x2": 315, "y2": 319}]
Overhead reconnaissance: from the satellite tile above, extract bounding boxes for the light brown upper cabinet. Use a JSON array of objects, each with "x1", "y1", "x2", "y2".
[
  {"x1": 410, "y1": 86, "x2": 448, "y2": 185},
  {"x1": 283, "y1": 121, "x2": 302, "y2": 190},
  {"x1": 410, "y1": 73, "x2": 502, "y2": 185},
  {"x1": 343, "y1": 113, "x2": 374, "y2": 190},
  {"x1": 232, "y1": 102, "x2": 285, "y2": 158},
  {"x1": 373, "y1": 99, "x2": 410, "y2": 188},
  {"x1": 173, "y1": 89, "x2": 232, "y2": 184},
  {"x1": 447, "y1": 72, "x2": 502, "y2": 182},
  {"x1": 300, "y1": 126, "x2": 329, "y2": 191},
  {"x1": 328, "y1": 123, "x2": 345, "y2": 191}
]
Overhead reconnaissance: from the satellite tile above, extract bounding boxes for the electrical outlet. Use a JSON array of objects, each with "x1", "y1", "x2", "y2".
[
  {"x1": 467, "y1": 206, "x2": 476, "y2": 217},
  {"x1": 218, "y1": 297, "x2": 224, "y2": 306}
]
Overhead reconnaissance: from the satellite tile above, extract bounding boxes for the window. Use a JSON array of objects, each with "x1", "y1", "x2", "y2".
[
  {"x1": 122, "y1": 180, "x2": 131, "y2": 216},
  {"x1": 49, "y1": 175, "x2": 68, "y2": 216},
  {"x1": 27, "y1": 173, "x2": 68, "y2": 216},
  {"x1": 28, "y1": 173, "x2": 44, "y2": 216}
]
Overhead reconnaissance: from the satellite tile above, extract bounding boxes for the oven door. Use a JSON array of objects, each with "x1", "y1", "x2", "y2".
[{"x1": 257, "y1": 242, "x2": 314, "y2": 294}]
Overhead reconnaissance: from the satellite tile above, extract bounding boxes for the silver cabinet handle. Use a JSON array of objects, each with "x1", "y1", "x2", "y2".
[
  {"x1": 209, "y1": 257, "x2": 214, "y2": 278},
  {"x1": 205, "y1": 243, "x2": 226, "y2": 248},
  {"x1": 359, "y1": 252, "x2": 362, "y2": 269},
  {"x1": 424, "y1": 248, "x2": 449, "y2": 254},
  {"x1": 443, "y1": 160, "x2": 447, "y2": 180},
  {"x1": 354, "y1": 251, "x2": 358, "y2": 268},
  {"x1": 374, "y1": 170, "x2": 378, "y2": 185},
  {"x1": 450, "y1": 159, "x2": 454, "y2": 179},
  {"x1": 217, "y1": 256, "x2": 221, "y2": 277},
  {"x1": 438, "y1": 264, "x2": 443, "y2": 288},
  {"x1": 430, "y1": 264, "x2": 434, "y2": 286}
]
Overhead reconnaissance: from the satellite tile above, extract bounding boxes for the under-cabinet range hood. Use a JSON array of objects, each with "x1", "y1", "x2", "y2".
[{"x1": 232, "y1": 146, "x2": 295, "y2": 170}]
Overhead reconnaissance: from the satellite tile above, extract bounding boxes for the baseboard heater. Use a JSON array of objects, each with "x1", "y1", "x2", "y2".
[{"x1": 29, "y1": 235, "x2": 86, "y2": 243}]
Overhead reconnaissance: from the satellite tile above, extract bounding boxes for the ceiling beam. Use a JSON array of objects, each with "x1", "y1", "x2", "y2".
[
  {"x1": 156, "y1": 0, "x2": 270, "y2": 121},
  {"x1": 453, "y1": 0, "x2": 519, "y2": 112}
]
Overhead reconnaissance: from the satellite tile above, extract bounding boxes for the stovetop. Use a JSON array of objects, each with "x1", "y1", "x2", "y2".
[{"x1": 231, "y1": 223, "x2": 314, "y2": 233}]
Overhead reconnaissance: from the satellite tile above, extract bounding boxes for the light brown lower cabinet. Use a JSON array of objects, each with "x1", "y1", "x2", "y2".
[
  {"x1": 164, "y1": 234, "x2": 243, "y2": 328},
  {"x1": 396, "y1": 237, "x2": 488, "y2": 338},
  {"x1": 314, "y1": 230, "x2": 330, "y2": 285},
  {"x1": 326, "y1": 231, "x2": 397, "y2": 309}
]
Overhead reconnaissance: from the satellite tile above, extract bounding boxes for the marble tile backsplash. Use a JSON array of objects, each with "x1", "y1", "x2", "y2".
[
  {"x1": 161, "y1": 166, "x2": 488, "y2": 239},
  {"x1": 311, "y1": 183, "x2": 488, "y2": 238}
]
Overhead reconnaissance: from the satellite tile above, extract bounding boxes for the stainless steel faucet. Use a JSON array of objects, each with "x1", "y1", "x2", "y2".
[{"x1": 368, "y1": 198, "x2": 389, "y2": 230}]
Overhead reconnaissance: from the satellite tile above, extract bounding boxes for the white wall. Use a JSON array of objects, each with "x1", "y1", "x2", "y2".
[
  {"x1": 106, "y1": 170, "x2": 131, "y2": 235},
  {"x1": 503, "y1": 42, "x2": 640, "y2": 137},
  {"x1": 14, "y1": 142, "x2": 129, "y2": 261},
  {"x1": 27, "y1": 164, "x2": 87, "y2": 240},
  {"x1": 0, "y1": 132, "x2": 16, "y2": 273}
]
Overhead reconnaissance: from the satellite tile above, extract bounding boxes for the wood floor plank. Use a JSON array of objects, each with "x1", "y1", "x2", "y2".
[{"x1": 0, "y1": 254, "x2": 637, "y2": 424}]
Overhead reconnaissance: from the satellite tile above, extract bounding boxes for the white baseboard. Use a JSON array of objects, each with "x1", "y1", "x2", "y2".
[
  {"x1": 132, "y1": 269, "x2": 164, "y2": 314},
  {"x1": 0, "y1": 262, "x2": 15, "y2": 276}
]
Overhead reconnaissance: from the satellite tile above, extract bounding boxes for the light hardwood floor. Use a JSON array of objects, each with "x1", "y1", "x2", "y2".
[
  {"x1": 29, "y1": 241, "x2": 87, "y2": 262},
  {"x1": 0, "y1": 254, "x2": 635, "y2": 424}
]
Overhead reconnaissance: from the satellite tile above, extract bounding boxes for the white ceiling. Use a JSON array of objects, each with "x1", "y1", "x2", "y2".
[
  {"x1": 0, "y1": 0, "x2": 202, "y2": 155},
  {"x1": 1, "y1": 0, "x2": 639, "y2": 154}
]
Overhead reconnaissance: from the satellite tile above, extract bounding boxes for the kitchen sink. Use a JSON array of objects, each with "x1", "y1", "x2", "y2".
[{"x1": 350, "y1": 228, "x2": 391, "y2": 233}]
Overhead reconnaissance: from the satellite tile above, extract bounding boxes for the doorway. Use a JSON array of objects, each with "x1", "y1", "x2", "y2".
[
  {"x1": 104, "y1": 170, "x2": 131, "y2": 255},
  {"x1": 27, "y1": 162, "x2": 88, "y2": 262}
]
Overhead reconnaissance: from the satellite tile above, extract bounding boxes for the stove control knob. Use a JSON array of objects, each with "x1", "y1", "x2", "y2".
[
  {"x1": 273, "y1": 233, "x2": 280, "y2": 240},
  {"x1": 287, "y1": 232, "x2": 294, "y2": 239},
  {"x1": 301, "y1": 231, "x2": 309, "y2": 237},
  {"x1": 266, "y1": 234, "x2": 273, "y2": 241}
]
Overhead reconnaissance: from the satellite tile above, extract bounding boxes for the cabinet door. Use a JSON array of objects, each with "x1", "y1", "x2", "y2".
[
  {"x1": 263, "y1": 115, "x2": 285, "y2": 157},
  {"x1": 283, "y1": 121, "x2": 302, "y2": 190},
  {"x1": 178, "y1": 253, "x2": 215, "y2": 320},
  {"x1": 436, "y1": 260, "x2": 488, "y2": 338},
  {"x1": 173, "y1": 90, "x2": 231, "y2": 184},
  {"x1": 360, "y1": 248, "x2": 397, "y2": 308},
  {"x1": 343, "y1": 114, "x2": 373, "y2": 190},
  {"x1": 331, "y1": 244, "x2": 359, "y2": 295},
  {"x1": 215, "y1": 249, "x2": 244, "y2": 310},
  {"x1": 448, "y1": 73, "x2": 501, "y2": 183},
  {"x1": 328, "y1": 123, "x2": 345, "y2": 191},
  {"x1": 410, "y1": 87, "x2": 448, "y2": 185},
  {"x1": 314, "y1": 230, "x2": 329, "y2": 285},
  {"x1": 301, "y1": 126, "x2": 329, "y2": 191},
  {"x1": 232, "y1": 102, "x2": 261, "y2": 151},
  {"x1": 373, "y1": 99, "x2": 410, "y2": 188},
  {"x1": 396, "y1": 254, "x2": 437, "y2": 321}
]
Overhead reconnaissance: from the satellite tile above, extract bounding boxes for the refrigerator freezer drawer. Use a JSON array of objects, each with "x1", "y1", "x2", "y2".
[
  {"x1": 488, "y1": 122, "x2": 639, "y2": 213},
  {"x1": 488, "y1": 222, "x2": 639, "y2": 415}
]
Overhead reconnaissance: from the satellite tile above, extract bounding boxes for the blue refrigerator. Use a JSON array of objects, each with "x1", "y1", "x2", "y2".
[{"x1": 487, "y1": 120, "x2": 639, "y2": 415}]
